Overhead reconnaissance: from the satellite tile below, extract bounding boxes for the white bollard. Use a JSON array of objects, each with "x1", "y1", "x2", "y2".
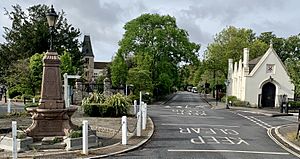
[
  {"x1": 32, "y1": 98, "x2": 35, "y2": 103},
  {"x1": 122, "y1": 116, "x2": 127, "y2": 145},
  {"x1": 82, "y1": 120, "x2": 88, "y2": 155},
  {"x1": 8, "y1": 99, "x2": 11, "y2": 113},
  {"x1": 133, "y1": 100, "x2": 137, "y2": 115},
  {"x1": 12, "y1": 121, "x2": 17, "y2": 159},
  {"x1": 142, "y1": 103, "x2": 147, "y2": 130},
  {"x1": 137, "y1": 111, "x2": 142, "y2": 136},
  {"x1": 139, "y1": 91, "x2": 142, "y2": 109}
]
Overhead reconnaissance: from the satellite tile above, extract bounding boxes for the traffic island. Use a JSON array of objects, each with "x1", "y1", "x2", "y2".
[{"x1": 268, "y1": 124, "x2": 300, "y2": 158}]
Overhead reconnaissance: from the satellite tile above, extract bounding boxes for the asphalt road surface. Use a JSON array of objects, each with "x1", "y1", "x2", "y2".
[
  {"x1": 112, "y1": 92, "x2": 298, "y2": 159},
  {"x1": 0, "y1": 102, "x2": 24, "y2": 115}
]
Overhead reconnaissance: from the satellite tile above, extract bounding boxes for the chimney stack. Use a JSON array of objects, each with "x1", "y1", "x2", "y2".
[{"x1": 243, "y1": 48, "x2": 249, "y2": 74}]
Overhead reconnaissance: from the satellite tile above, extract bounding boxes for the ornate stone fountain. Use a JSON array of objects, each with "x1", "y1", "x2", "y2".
[
  {"x1": 26, "y1": 51, "x2": 77, "y2": 138},
  {"x1": 25, "y1": 6, "x2": 77, "y2": 138}
]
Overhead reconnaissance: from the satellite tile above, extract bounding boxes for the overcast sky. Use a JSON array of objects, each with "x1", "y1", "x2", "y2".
[{"x1": 0, "y1": 0, "x2": 299, "y2": 61}]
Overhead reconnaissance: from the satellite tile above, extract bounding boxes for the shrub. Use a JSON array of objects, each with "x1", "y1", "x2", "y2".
[
  {"x1": 68, "y1": 130, "x2": 82, "y2": 138},
  {"x1": 232, "y1": 99, "x2": 250, "y2": 107},
  {"x1": 82, "y1": 92, "x2": 106, "y2": 105},
  {"x1": 83, "y1": 103, "x2": 101, "y2": 117},
  {"x1": 22, "y1": 94, "x2": 33, "y2": 100},
  {"x1": 288, "y1": 101, "x2": 300, "y2": 108},
  {"x1": 82, "y1": 93, "x2": 131, "y2": 117},
  {"x1": 103, "y1": 93, "x2": 131, "y2": 117},
  {"x1": 8, "y1": 88, "x2": 22, "y2": 99},
  {"x1": 24, "y1": 102, "x2": 39, "y2": 111},
  {"x1": 221, "y1": 96, "x2": 238, "y2": 103}
]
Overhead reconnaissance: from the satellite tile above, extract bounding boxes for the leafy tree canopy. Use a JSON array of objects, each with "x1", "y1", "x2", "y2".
[
  {"x1": 111, "y1": 13, "x2": 200, "y2": 96},
  {"x1": 0, "y1": 4, "x2": 82, "y2": 84}
]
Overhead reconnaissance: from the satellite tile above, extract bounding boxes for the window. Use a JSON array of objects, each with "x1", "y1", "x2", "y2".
[
  {"x1": 84, "y1": 58, "x2": 89, "y2": 64},
  {"x1": 266, "y1": 64, "x2": 275, "y2": 74}
]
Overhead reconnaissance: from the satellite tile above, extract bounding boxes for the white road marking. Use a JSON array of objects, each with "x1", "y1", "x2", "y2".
[
  {"x1": 167, "y1": 149, "x2": 289, "y2": 155},
  {"x1": 237, "y1": 113, "x2": 271, "y2": 129},
  {"x1": 249, "y1": 116, "x2": 272, "y2": 127},
  {"x1": 161, "y1": 123, "x2": 240, "y2": 128},
  {"x1": 159, "y1": 115, "x2": 224, "y2": 119},
  {"x1": 165, "y1": 106, "x2": 171, "y2": 108},
  {"x1": 176, "y1": 106, "x2": 182, "y2": 108}
]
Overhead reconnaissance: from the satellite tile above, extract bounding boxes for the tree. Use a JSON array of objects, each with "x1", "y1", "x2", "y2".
[
  {"x1": 204, "y1": 26, "x2": 268, "y2": 87},
  {"x1": 258, "y1": 32, "x2": 287, "y2": 61},
  {"x1": 0, "y1": 4, "x2": 82, "y2": 84},
  {"x1": 111, "y1": 52, "x2": 128, "y2": 88},
  {"x1": 29, "y1": 53, "x2": 44, "y2": 96},
  {"x1": 112, "y1": 13, "x2": 200, "y2": 97},
  {"x1": 60, "y1": 51, "x2": 76, "y2": 76},
  {"x1": 285, "y1": 58, "x2": 300, "y2": 97}
]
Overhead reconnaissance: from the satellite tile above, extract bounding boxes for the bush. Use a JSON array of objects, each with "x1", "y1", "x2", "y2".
[
  {"x1": 104, "y1": 93, "x2": 131, "y2": 117},
  {"x1": 82, "y1": 93, "x2": 131, "y2": 117},
  {"x1": 83, "y1": 103, "x2": 101, "y2": 117},
  {"x1": 22, "y1": 94, "x2": 33, "y2": 100},
  {"x1": 232, "y1": 99, "x2": 250, "y2": 107},
  {"x1": 68, "y1": 130, "x2": 82, "y2": 138},
  {"x1": 82, "y1": 92, "x2": 106, "y2": 105},
  {"x1": 221, "y1": 96, "x2": 238, "y2": 103},
  {"x1": 288, "y1": 101, "x2": 300, "y2": 108},
  {"x1": 8, "y1": 88, "x2": 22, "y2": 99},
  {"x1": 24, "y1": 102, "x2": 39, "y2": 111}
]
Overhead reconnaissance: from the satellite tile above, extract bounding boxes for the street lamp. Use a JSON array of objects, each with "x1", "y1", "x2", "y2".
[
  {"x1": 225, "y1": 79, "x2": 230, "y2": 109},
  {"x1": 46, "y1": 5, "x2": 58, "y2": 51}
]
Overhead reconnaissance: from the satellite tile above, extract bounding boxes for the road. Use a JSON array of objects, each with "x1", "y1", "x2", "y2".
[
  {"x1": 112, "y1": 91, "x2": 298, "y2": 159},
  {"x1": 0, "y1": 101, "x2": 25, "y2": 115}
]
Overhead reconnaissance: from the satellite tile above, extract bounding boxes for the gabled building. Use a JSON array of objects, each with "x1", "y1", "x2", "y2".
[
  {"x1": 82, "y1": 35, "x2": 110, "y2": 82},
  {"x1": 228, "y1": 44, "x2": 294, "y2": 107}
]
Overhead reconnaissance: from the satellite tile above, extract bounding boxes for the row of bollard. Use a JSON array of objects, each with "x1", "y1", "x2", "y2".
[
  {"x1": 6, "y1": 98, "x2": 36, "y2": 113},
  {"x1": 81, "y1": 99, "x2": 148, "y2": 155},
  {"x1": 7, "y1": 97, "x2": 147, "y2": 156}
]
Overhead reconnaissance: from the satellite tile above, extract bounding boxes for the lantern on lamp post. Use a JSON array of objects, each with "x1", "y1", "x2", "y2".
[{"x1": 46, "y1": 5, "x2": 58, "y2": 51}]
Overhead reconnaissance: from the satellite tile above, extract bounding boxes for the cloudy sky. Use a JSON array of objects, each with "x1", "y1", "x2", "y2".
[{"x1": 0, "y1": 0, "x2": 299, "y2": 61}]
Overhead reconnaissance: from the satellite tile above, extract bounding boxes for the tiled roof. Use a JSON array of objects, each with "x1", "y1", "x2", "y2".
[
  {"x1": 82, "y1": 35, "x2": 94, "y2": 57},
  {"x1": 94, "y1": 62, "x2": 110, "y2": 69},
  {"x1": 249, "y1": 56, "x2": 262, "y2": 73}
]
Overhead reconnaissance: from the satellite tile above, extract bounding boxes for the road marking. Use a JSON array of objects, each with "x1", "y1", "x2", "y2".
[
  {"x1": 167, "y1": 149, "x2": 289, "y2": 155},
  {"x1": 249, "y1": 116, "x2": 272, "y2": 127},
  {"x1": 176, "y1": 106, "x2": 182, "y2": 108},
  {"x1": 161, "y1": 123, "x2": 240, "y2": 128},
  {"x1": 237, "y1": 113, "x2": 272, "y2": 129},
  {"x1": 159, "y1": 115, "x2": 224, "y2": 119}
]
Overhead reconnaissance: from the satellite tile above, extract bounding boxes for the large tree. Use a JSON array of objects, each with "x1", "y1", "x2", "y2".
[
  {"x1": 111, "y1": 13, "x2": 200, "y2": 97},
  {"x1": 0, "y1": 4, "x2": 82, "y2": 84},
  {"x1": 204, "y1": 26, "x2": 268, "y2": 88}
]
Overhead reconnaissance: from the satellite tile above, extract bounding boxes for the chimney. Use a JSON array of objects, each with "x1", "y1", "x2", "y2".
[
  {"x1": 243, "y1": 48, "x2": 249, "y2": 74},
  {"x1": 234, "y1": 62, "x2": 238, "y2": 73},
  {"x1": 228, "y1": 59, "x2": 233, "y2": 75}
]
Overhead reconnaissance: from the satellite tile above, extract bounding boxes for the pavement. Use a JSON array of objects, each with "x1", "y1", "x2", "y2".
[
  {"x1": 0, "y1": 99, "x2": 155, "y2": 159},
  {"x1": 202, "y1": 94, "x2": 300, "y2": 158}
]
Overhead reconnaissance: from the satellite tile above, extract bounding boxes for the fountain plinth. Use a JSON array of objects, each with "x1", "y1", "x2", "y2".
[{"x1": 26, "y1": 51, "x2": 77, "y2": 138}]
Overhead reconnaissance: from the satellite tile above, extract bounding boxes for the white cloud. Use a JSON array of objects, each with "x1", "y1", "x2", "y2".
[{"x1": 0, "y1": 0, "x2": 299, "y2": 61}]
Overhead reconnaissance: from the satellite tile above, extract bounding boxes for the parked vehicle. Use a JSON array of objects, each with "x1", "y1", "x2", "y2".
[{"x1": 192, "y1": 87, "x2": 198, "y2": 93}]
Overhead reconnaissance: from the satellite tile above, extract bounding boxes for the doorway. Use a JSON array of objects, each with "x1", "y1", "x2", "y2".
[{"x1": 261, "y1": 82, "x2": 276, "y2": 107}]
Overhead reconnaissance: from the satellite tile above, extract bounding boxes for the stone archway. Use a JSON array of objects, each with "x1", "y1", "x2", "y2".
[{"x1": 261, "y1": 82, "x2": 276, "y2": 107}]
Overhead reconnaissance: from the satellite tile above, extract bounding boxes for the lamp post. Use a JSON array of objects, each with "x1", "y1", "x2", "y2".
[
  {"x1": 46, "y1": 5, "x2": 58, "y2": 51},
  {"x1": 225, "y1": 79, "x2": 230, "y2": 109}
]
